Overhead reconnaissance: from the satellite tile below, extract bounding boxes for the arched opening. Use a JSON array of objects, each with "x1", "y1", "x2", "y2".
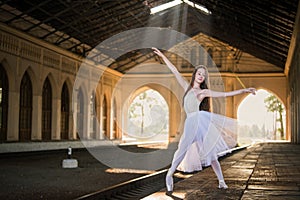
[
  {"x1": 237, "y1": 89, "x2": 286, "y2": 145},
  {"x1": 0, "y1": 65, "x2": 9, "y2": 141},
  {"x1": 90, "y1": 91, "x2": 97, "y2": 139},
  {"x1": 77, "y1": 88, "x2": 84, "y2": 139},
  {"x1": 112, "y1": 98, "x2": 117, "y2": 139},
  {"x1": 61, "y1": 82, "x2": 69, "y2": 140},
  {"x1": 215, "y1": 49, "x2": 222, "y2": 68},
  {"x1": 125, "y1": 89, "x2": 169, "y2": 143},
  {"x1": 19, "y1": 71, "x2": 32, "y2": 141},
  {"x1": 102, "y1": 96, "x2": 108, "y2": 139},
  {"x1": 42, "y1": 77, "x2": 52, "y2": 140},
  {"x1": 207, "y1": 48, "x2": 213, "y2": 67}
]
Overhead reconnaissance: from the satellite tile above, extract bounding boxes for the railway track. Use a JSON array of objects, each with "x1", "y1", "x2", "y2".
[
  {"x1": 74, "y1": 144, "x2": 250, "y2": 200},
  {"x1": 75, "y1": 169, "x2": 182, "y2": 200}
]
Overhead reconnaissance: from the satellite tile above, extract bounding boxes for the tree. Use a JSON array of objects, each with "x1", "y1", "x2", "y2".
[
  {"x1": 264, "y1": 94, "x2": 284, "y2": 139},
  {"x1": 129, "y1": 91, "x2": 157, "y2": 135}
]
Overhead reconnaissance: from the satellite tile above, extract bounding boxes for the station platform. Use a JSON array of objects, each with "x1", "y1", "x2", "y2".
[
  {"x1": 1, "y1": 141, "x2": 299, "y2": 199},
  {"x1": 144, "y1": 142, "x2": 300, "y2": 200},
  {"x1": 0, "y1": 140, "x2": 120, "y2": 153}
]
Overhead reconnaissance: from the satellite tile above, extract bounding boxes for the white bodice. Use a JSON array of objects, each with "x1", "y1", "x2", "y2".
[{"x1": 184, "y1": 89, "x2": 201, "y2": 114}]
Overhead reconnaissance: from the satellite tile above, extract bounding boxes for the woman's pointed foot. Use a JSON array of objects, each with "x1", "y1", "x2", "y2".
[
  {"x1": 166, "y1": 173, "x2": 174, "y2": 194},
  {"x1": 218, "y1": 180, "x2": 228, "y2": 189}
]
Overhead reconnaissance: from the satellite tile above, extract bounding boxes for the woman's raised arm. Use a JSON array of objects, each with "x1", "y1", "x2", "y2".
[{"x1": 152, "y1": 47, "x2": 188, "y2": 90}]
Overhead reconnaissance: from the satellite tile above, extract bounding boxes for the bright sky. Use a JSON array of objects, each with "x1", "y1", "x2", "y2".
[
  {"x1": 238, "y1": 89, "x2": 276, "y2": 131},
  {"x1": 150, "y1": 0, "x2": 211, "y2": 15}
]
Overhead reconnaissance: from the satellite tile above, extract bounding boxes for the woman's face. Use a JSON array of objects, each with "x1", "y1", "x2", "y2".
[{"x1": 194, "y1": 68, "x2": 206, "y2": 84}]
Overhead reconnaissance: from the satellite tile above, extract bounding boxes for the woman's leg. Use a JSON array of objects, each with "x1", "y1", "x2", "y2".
[
  {"x1": 166, "y1": 131, "x2": 196, "y2": 193},
  {"x1": 211, "y1": 160, "x2": 228, "y2": 189},
  {"x1": 211, "y1": 160, "x2": 224, "y2": 180},
  {"x1": 166, "y1": 114, "x2": 199, "y2": 193},
  {"x1": 166, "y1": 145, "x2": 189, "y2": 193},
  {"x1": 168, "y1": 148, "x2": 188, "y2": 174}
]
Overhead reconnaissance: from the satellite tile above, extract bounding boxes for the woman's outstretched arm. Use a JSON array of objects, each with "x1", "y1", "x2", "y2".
[
  {"x1": 152, "y1": 47, "x2": 188, "y2": 90},
  {"x1": 197, "y1": 88, "x2": 256, "y2": 101}
]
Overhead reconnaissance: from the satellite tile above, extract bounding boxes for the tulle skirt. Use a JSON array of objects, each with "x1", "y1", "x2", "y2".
[{"x1": 175, "y1": 111, "x2": 238, "y2": 173}]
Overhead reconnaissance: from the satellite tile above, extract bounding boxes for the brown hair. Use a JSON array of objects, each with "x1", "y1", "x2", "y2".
[{"x1": 183, "y1": 65, "x2": 210, "y2": 111}]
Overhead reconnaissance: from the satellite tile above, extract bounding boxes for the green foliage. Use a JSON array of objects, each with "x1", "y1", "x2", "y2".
[
  {"x1": 129, "y1": 90, "x2": 163, "y2": 135},
  {"x1": 264, "y1": 95, "x2": 283, "y2": 113},
  {"x1": 264, "y1": 94, "x2": 285, "y2": 139}
]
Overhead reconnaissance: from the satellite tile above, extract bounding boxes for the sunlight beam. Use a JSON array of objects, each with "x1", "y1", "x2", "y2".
[
  {"x1": 150, "y1": 0, "x2": 183, "y2": 14},
  {"x1": 184, "y1": 0, "x2": 212, "y2": 15}
]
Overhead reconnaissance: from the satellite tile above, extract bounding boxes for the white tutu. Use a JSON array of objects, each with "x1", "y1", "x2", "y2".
[
  {"x1": 176, "y1": 111, "x2": 238, "y2": 173},
  {"x1": 168, "y1": 89, "x2": 238, "y2": 173}
]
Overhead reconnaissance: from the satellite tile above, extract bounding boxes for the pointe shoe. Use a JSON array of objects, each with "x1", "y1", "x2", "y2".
[
  {"x1": 218, "y1": 180, "x2": 228, "y2": 189},
  {"x1": 165, "y1": 174, "x2": 174, "y2": 194}
]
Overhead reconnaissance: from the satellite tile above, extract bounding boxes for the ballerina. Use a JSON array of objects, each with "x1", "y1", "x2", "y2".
[{"x1": 152, "y1": 47, "x2": 256, "y2": 193}]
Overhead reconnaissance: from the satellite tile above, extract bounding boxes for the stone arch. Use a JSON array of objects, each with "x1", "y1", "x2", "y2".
[
  {"x1": 94, "y1": 85, "x2": 102, "y2": 139},
  {"x1": 237, "y1": 88, "x2": 287, "y2": 143},
  {"x1": 129, "y1": 83, "x2": 178, "y2": 109},
  {"x1": 76, "y1": 87, "x2": 85, "y2": 139},
  {"x1": 19, "y1": 71, "x2": 33, "y2": 141},
  {"x1": 42, "y1": 77, "x2": 52, "y2": 140},
  {"x1": 260, "y1": 87, "x2": 286, "y2": 110},
  {"x1": 235, "y1": 86, "x2": 287, "y2": 111},
  {"x1": 0, "y1": 64, "x2": 9, "y2": 141},
  {"x1": 0, "y1": 58, "x2": 15, "y2": 91},
  {"x1": 101, "y1": 95, "x2": 108, "y2": 139},
  {"x1": 123, "y1": 83, "x2": 181, "y2": 140},
  {"x1": 20, "y1": 66, "x2": 38, "y2": 96},
  {"x1": 127, "y1": 86, "x2": 170, "y2": 140},
  {"x1": 61, "y1": 77, "x2": 73, "y2": 140},
  {"x1": 62, "y1": 77, "x2": 73, "y2": 110},
  {"x1": 230, "y1": 75, "x2": 287, "y2": 117},
  {"x1": 89, "y1": 90, "x2": 97, "y2": 139},
  {"x1": 42, "y1": 73, "x2": 59, "y2": 99},
  {"x1": 61, "y1": 81, "x2": 70, "y2": 140},
  {"x1": 112, "y1": 98, "x2": 118, "y2": 139}
]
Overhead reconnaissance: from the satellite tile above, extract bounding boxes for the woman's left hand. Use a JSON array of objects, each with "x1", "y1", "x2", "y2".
[
  {"x1": 244, "y1": 88, "x2": 256, "y2": 95},
  {"x1": 152, "y1": 47, "x2": 164, "y2": 58}
]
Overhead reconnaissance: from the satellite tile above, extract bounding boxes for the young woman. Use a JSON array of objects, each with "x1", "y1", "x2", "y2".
[{"x1": 152, "y1": 47, "x2": 256, "y2": 193}]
